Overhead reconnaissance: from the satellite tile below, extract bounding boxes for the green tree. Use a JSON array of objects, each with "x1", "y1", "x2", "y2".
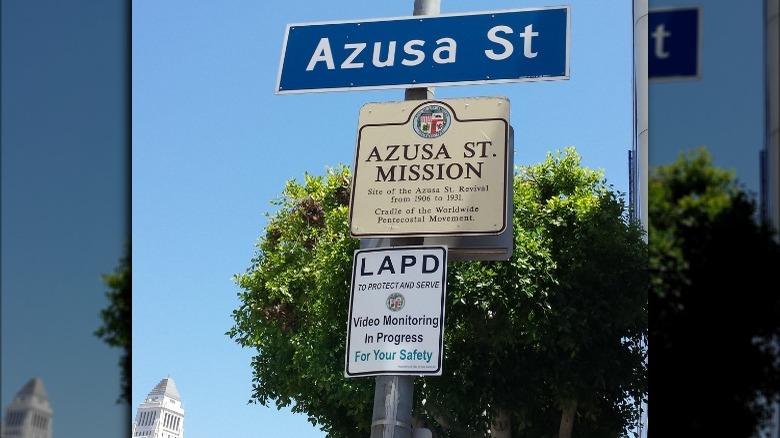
[
  {"x1": 95, "y1": 239, "x2": 132, "y2": 404},
  {"x1": 648, "y1": 147, "x2": 780, "y2": 436},
  {"x1": 229, "y1": 148, "x2": 647, "y2": 437}
]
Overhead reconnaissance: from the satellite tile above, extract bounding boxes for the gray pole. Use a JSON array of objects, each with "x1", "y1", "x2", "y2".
[
  {"x1": 366, "y1": 3, "x2": 440, "y2": 438},
  {"x1": 405, "y1": 0, "x2": 441, "y2": 101},
  {"x1": 632, "y1": 2, "x2": 648, "y2": 436},
  {"x1": 634, "y1": 0, "x2": 648, "y2": 239},
  {"x1": 370, "y1": 375, "x2": 415, "y2": 438}
]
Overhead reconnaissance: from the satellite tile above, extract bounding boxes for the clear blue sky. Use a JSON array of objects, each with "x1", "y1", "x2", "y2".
[
  {"x1": 1, "y1": 1, "x2": 128, "y2": 437},
  {"x1": 132, "y1": 1, "x2": 636, "y2": 437}
]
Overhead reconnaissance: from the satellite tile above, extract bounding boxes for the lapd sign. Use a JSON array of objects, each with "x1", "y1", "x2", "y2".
[
  {"x1": 350, "y1": 97, "x2": 510, "y2": 237},
  {"x1": 345, "y1": 246, "x2": 447, "y2": 377},
  {"x1": 276, "y1": 7, "x2": 570, "y2": 93}
]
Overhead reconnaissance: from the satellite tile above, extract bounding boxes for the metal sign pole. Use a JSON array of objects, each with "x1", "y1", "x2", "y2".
[{"x1": 365, "y1": 3, "x2": 440, "y2": 438}]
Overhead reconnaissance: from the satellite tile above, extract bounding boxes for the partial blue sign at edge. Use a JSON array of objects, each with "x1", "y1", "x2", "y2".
[
  {"x1": 649, "y1": 6, "x2": 701, "y2": 81},
  {"x1": 276, "y1": 6, "x2": 570, "y2": 94}
]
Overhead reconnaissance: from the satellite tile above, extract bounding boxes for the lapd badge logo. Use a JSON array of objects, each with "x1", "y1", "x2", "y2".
[
  {"x1": 413, "y1": 104, "x2": 451, "y2": 138},
  {"x1": 386, "y1": 293, "x2": 405, "y2": 312}
]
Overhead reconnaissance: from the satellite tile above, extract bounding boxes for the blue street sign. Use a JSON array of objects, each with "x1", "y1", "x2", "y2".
[
  {"x1": 649, "y1": 7, "x2": 701, "y2": 81},
  {"x1": 276, "y1": 7, "x2": 570, "y2": 94}
]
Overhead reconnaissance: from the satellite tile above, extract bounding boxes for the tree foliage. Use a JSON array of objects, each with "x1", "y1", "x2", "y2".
[
  {"x1": 229, "y1": 148, "x2": 647, "y2": 437},
  {"x1": 95, "y1": 239, "x2": 132, "y2": 404},
  {"x1": 648, "y1": 147, "x2": 780, "y2": 436}
]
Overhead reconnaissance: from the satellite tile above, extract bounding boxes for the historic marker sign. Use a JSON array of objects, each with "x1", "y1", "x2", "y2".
[
  {"x1": 350, "y1": 97, "x2": 510, "y2": 237},
  {"x1": 345, "y1": 246, "x2": 447, "y2": 377},
  {"x1": 276, "y1": 6, "x2": 570, "y2": 93}
]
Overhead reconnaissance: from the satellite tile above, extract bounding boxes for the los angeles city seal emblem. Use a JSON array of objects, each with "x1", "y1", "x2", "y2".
[
  {"x1": 386, "y1": 293, "x2": 405, "y2": 312},
  {"x1": 412, "y1": 104, "x2": 451, "y2": 139}
]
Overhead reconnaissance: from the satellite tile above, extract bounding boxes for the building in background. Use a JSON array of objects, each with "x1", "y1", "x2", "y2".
[
  {"x1": 131, "y1": 377, "x2": 184, "y2": 438},
  {"x1": 763, "y1": 0, "x2": 779, "y2": 237},
  {"x1": 0, "y1": 377, "x2": 53, "y2": 438},
  {"x1": 762, "y1": 1, "x2": 779, "y2": 435}
]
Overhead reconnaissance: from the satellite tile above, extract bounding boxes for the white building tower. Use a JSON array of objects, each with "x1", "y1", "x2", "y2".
[
  {"x1": 1, "y1": 377, "x2": 53, "y2": 438},
  {"x1": 131, "y1": 377, "x2": 184, "y2": 438}
]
